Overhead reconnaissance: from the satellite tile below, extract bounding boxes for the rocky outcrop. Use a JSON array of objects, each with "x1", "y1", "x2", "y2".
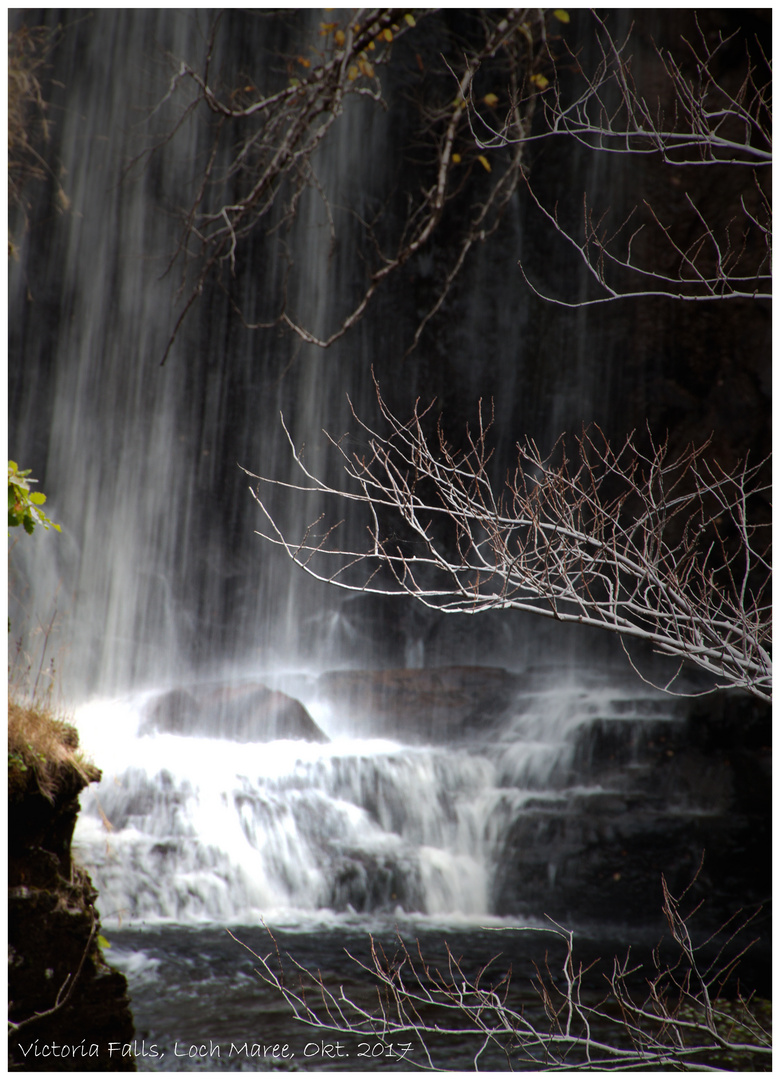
[
  {"x1": 317, "y1": 665, "x2": 524, "y2": 743},
  {"x1": 318, "y1": 667, "x2": 769, "y2": 970},
  {"x1": 139, "y1": 682, "x2": 329, "y2": 743},
  {"x1": 491, "y1": 690, "x2": 771, "y2": 945},
  {"x1": 9, "y1": 730, "x2": 136, "y2": 1071}
]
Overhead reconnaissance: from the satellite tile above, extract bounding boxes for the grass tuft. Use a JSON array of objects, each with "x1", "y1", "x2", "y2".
[{"x1": 8, "y1": 696, "x2": 99, "y2": 803}]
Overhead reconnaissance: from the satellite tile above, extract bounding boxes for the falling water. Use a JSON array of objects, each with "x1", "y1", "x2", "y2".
[
  {"x1": 9, "y1": 9, "x2": 656, "y2": 700},
  {"x1": 72, "y1": 674, "x2": 689, "y2": 928},
  {"x1": 8, "y1": 9, "x2": 402, "y2": 695},
  {"x1": 9, "y1": 11, "x2": 769, "y2": 954}
]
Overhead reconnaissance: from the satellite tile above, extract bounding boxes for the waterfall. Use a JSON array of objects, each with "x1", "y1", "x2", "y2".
[
  {"x1": 9, "y1": 9, "x2": 652, "y2": 700},
  {"x1": 8, "y1": 9, "x2": 404, "y2": 696},
  {"x1": 72, "y1": 675, "x2": 688, "y2": 928},
  {"x1": 10, "y1": 11, "x2": 769, "y2": 940}
]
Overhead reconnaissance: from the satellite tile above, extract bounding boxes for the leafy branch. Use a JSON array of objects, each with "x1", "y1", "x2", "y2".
[{"x1": 8, "y1": 461, "x2": 60, "y2": 536}]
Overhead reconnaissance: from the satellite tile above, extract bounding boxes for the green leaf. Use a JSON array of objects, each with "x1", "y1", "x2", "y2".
[
  {"x1": 8, "y1": 460, "x2": 59, "y2": 535},
  {"x1": 8, "y1": 460, "x2": 60, "y2": 535}
]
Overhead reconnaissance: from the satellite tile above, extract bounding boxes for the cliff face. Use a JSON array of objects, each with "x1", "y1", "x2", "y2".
[
  {"x1": 8, "y1": 723, "x2": 136, "y2": 1071},
  {"x1": 491, "y1": 688, "x2": 771, "y2": 985}
]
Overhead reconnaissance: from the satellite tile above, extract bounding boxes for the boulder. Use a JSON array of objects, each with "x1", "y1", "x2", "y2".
[
  {"x1": 138, "y1": 687, "x2": 196, "y2": 737},
  {"x1": 317, "y1": 665, "x2": 523, "y2": 743},
  {"x1": 139, "y1": 682, "x2": 328, "y2": 743}
]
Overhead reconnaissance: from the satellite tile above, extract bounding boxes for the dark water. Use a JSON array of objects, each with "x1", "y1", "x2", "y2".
[
  {"x1": 107, "y1": 921, "x2": 645, "y2": 1072},
  {"x1": 107, "y1": 918, "x2": 771, "y2": 1073}
]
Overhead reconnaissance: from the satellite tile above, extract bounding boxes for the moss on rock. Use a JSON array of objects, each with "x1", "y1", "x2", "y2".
[{"x1": 8, "y1": 701, "x2": 136, "y2": 1071}]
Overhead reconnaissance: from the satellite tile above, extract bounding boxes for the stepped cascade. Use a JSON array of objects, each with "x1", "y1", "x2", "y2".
[
  {"x1": 9, "y1": 7, "x2": 770, "y2": 978},
  {"x1": 72, "y1": 670, "x2": 768, "y2": 934}
]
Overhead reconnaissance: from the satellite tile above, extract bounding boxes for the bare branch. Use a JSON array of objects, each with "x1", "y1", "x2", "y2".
[
  {"x1": 513, "y1": 13, "x2": 771, "y2": 305},
  {"x1": 8, "y1": 909, "x2": 98, "y2": 1034},
  {"x1": 230, "y1": 877, "x2": 770, "y2": 1070},
  {"x1": 146, "y1": 10, "x2": 555, "y2": 362},
  {"x1": 246, "y1": 381, "x2": 770, "y2": 701},
  {"x1": 145, "y1": 12, "x2": 769, "y2": 350}
]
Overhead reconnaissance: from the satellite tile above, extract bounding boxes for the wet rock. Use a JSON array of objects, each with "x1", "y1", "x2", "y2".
[
  {"x1": 9, "y1": 731, "x2": 135, "y2": 1071},
  {"x1": 139, "y1": 682, "x2": 328, "y2": 743},
  {"x1": 491, "y1": 690, "x2": 771, "y2": 940},
  {"x1": 329, "y1": 850, "x2": 425, "y2": 914},
  {"x1": 138, "y1": 688, "x2": 197, "y2": 737},
  {"x1": 317, "y1": 665, "x2": 524, "y2": 743}
]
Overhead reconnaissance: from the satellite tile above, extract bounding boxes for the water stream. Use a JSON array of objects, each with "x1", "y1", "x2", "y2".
[
  {"x1": 72, "y1": 672, "x2": 684, "y2": 928},
  {"x1": 9, "y1": 11, "x2": 770, "y2": 1067},
  {"x1": 9, "y1": 9, "x2": 646, "y2": 701}
]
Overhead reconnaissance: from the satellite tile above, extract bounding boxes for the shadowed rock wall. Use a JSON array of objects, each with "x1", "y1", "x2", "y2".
[{"x1": 9, "y1": 735, "x2": 136, "y2": 1071}]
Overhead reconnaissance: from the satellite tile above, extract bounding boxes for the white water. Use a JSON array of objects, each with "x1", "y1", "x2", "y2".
[
  {"x1": 9, "y1": 10, "x2": 638, "y2": 703},
  {"x1": 72, "y1": 676, "x2": 679, "y2": 928},
  {"x1": 8, "y1": 10, "x2": 404, "y2": 699}
]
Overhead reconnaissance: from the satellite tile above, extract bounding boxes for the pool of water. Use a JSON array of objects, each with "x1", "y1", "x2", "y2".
[{"x1": 109, "y1": 918, "x2": 637, "y2": 1071}]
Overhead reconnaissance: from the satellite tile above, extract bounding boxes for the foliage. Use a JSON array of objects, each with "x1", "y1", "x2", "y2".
[{"x1": 8, "y1": 460, "x2": 60, "y2": 535}]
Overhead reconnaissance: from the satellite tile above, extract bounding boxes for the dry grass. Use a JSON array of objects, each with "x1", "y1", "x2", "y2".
[{"x1": 8, "y1": 696, "x2": 99, "y2": 803}]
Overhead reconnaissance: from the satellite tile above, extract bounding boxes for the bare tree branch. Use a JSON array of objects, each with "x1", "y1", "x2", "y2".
[
  {"x1": 8, "y1": 909, "x2": 98, "y2": 1034},
  {"x1": 245, "y1": 379, "x2": 771, "y2": 701},
  {"x1": 518, "y1": 14, "x2": 771, "y2": 166},
  {"x1": 511, "y1": 12, "x2": 771, "y2": 304},
  {"x1": 146, "y1": 11, "x2": 769, "y2": 353},
  {"x1": 148, "y1": 9, "x2": 556, "y2": 363},
  {"x1": 229, "y1": 874, "x2": 770, "y2": 1070},
  {"x1": 9, "y1": 24, "x2": 69, "y2": 245}
]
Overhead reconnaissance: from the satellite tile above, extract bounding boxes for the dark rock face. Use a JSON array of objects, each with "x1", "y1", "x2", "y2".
[
  {"x1": 328, "y1": 850, "x2": 426, "y2": 914},
  {"x1": 9, "y1": 750, "x2": 136, "y2": 1071},
  {"x1": 319, "y1": 666, "x2": 769, "y2": 973},
  {"x1": 139, "y1": 682, "x2": 329, "y2": 743},
  {"x1": 317, "y1": 665, "x2": 524, "y2": 743},
  {"x1": 491, "y1": 690, "x2": 771, "y2": 942}
]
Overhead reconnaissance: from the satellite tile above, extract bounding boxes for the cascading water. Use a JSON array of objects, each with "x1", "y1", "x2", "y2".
[
  {"x1": 8, "y1": 8, "x2": 656, "y2": 700},
  {"x1": 9, "y1": 11, "x2": 770, "y2": 1061},
  {"x1": 9, "y1": 8, "x2": 406, "y2": 696},
  {"x1": 74, "y1": 703, "x2": 495, "y2": 925},
  {"x1": 71, "y1": 671, "x2": 693, "y2": 930}
]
